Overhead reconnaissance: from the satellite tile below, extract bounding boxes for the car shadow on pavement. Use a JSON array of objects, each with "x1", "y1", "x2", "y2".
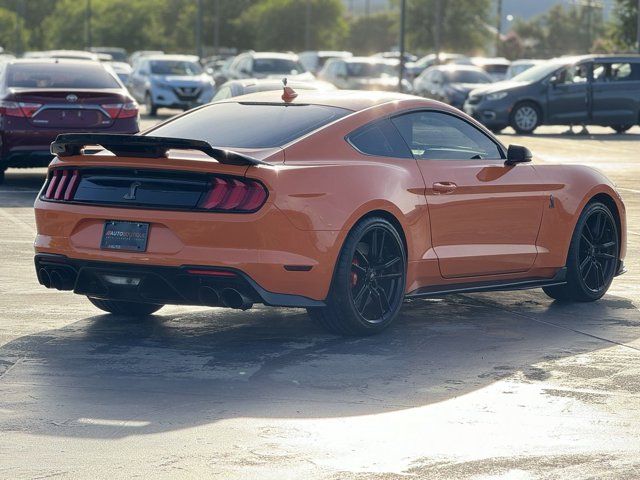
[{"x1": 0, "y1": 290, "x2": 638, "y2": 440}]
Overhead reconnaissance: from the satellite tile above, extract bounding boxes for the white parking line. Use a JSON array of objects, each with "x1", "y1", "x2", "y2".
[
  {"x1": 618, "y1": 187, "x2": 640, "y2": 195},
  {"x1": 0, "y1": 209, "x2": 35, "y2": 234}
]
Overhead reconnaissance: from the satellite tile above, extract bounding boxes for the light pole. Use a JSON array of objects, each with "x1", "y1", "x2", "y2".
[
  {"x1": 85, "y1": 0, "x2": 92, "y2": 49},
  {"x1": 434, "y1": 0, "x2": 442, "y2": 63},
  {"x1": 196, "y1": 0, "x2": 203, "y2": 58},
  {"x1": 305, "y1": 0, "x2": 312, "y2": 50},
  {"x1": 398, "y1": 0, "x2": 406, "y2": 92},
  {"x1": 637, "y1": 0, "x2": 640, "y2": 53},
  {"x1": 496, "y1": 0, "x2": 502, "y2": 56}
]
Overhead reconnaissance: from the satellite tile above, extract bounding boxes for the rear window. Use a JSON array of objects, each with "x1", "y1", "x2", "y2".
[
  {"x1": 7, "y1": 63, "x2": 120, "y2": 89},
  {"x1": 149, "y1": 102, "x2": 350, "y2": 148},
  {"x1": 253, "y1": 58, "x2": 305, "y2": 75}
]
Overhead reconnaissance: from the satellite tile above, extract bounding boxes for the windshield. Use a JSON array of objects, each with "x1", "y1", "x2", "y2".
[
  {"x1": 7, "y1": 63, "x2": 120, "y2": 88},
  {"x1": 149, "y1": 102, "x2": 350, "y2": 148},
  {"x1": 347, "y1": 62, "x2": 396, "y2": 77},
  {"x1": 446, "y1": 70, "x2": 491, "y2": 84},
  {"x1": 253, "y1": 58, "x2": 306, "y2": 74},
  {"x1": 511, "y1": 61, "x2": 565, "y2": 82},
  {"x1": 150, "y1": 60, "x2": 203, "y2": 76}
]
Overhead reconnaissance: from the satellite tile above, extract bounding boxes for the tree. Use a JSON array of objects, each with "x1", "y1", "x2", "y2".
[
  {"x1": 607, "y1": 0, "x2": 638, "y2": 51},
  {"x1": 347, "y1": 11, "x2": 397, "y2": 55},
  {"x1": 236, "y1": 0, "x2": 348, "y2": 51},
  {"x1": 512, "y1": 3, "x2": 604, "y2": 57},
  {"x1": 404, "y1": 0, "x2": 493, "y2": 54}
]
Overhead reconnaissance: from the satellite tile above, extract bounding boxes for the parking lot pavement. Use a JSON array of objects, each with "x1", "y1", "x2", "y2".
[{"x1": 1, "y1": 123, "x2": 639, "y2": 479}]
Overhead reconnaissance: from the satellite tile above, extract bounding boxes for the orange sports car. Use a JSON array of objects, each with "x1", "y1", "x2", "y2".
[{"x1": 33, "y1": 89, "x2": 626, "y2": 335}]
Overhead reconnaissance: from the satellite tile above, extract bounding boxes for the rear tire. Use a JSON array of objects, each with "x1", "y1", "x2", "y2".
[
  {"x1": 611, "y1": 125, "x2": 632, "y2": 134},
  {"x1": 145, "y1": 93, "x2": 157, "y2": 116},
  {"x1": 510, "y1": 101, "x2": 540, "y2": 134},
  {"x1": 543, "y1": 202, "x2": 618, "y2": 302},
  {"x1": 88, "y1": 297, "x2": 163, "y2": 316},
  {"x1": 307, "y1": 217, "x2": 407, "y2": 336}
]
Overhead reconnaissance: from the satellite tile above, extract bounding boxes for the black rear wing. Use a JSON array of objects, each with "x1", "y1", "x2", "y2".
[{"x1": 50, "y1": 133, "x2": 270, "y2": 166}]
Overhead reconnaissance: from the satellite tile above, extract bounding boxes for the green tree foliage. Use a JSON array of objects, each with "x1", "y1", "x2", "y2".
[
  {"x1": 236, "y1": 0, "x2": 347, "y2": 51},
  {"x1": 606, "y1": 0, "x2": 638, "y2": 51},
  {"x1": 512, "y1": 3, "x2": 604, "y2": 57},
  {"x1": 0, "y1": 7, "x2": 20, "y2": 53},
  {"x1": 347, "y1": 11, "x2": 397, "y2": 55},
  {"x1": 404, "y1": 0, "x2": 492, "y2": 54}
]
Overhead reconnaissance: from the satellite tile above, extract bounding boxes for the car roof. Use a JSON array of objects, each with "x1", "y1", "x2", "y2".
[
  {"x1": 8, "y1": 58, "x2": 104, "y2": 67},
  {"x1": 144, "y1": 54, "x2": 200, "y2": 62},
  {"x1": 250, "y1": 51, "x2": 299, "y2": 60},
  {"x1": 431, "y1": 64, "x2": 486, "y2": 72},
  {"x1": 344, "y1": 56, "x2": 398, "y2": 64},
  {"x1": 219, "y1": 89, "x2": 422, "y2": 111}
]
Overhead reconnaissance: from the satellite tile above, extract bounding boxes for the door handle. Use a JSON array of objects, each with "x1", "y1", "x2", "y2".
[{"x1": 432, "y1": 181, "x2": 457, "y2": 194}]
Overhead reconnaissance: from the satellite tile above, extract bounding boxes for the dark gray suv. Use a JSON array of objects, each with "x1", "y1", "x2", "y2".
[{"x1": 464, "y1": 55, "x2": 640, "y2": 134}]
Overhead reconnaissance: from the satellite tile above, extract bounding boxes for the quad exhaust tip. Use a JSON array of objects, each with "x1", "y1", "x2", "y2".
[
  {"x1": 220, "y1": 288, "x2": 253, "y2": 310},
  {"x1": 39, "y1": 266, "x2": 75, "y2": 291},
  {"x1": 39, "y1": 268, "x2": 52, "y2": 288},
  {"x1": 198, "y1": 286, "x2": 221, "y2": 306}
]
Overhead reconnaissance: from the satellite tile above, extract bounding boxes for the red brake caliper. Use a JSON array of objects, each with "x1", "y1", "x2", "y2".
[{"x1": 351, "y1": 258, "x2": 359, "y2": 287}]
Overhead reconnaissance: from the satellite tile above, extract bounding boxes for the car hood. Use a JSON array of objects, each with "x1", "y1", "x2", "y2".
[
  {"x1": 470, "y1": 80, "x2": 530, "y2": 96},
  {"x1": 151, "y1": 74, "x2": 211, "y2": 86},
  {"x1": 450, "y1": 82, "x2": 492, "y2": 93}
]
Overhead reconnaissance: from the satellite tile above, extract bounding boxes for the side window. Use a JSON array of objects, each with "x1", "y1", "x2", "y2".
[
  {"x1": 391, "y1": 111, "x2": 503, "y2": 160},
  {"x1": 347, "y1": 119, "x2": 413, "y2": 158},
  {"x1": 558, "y1": 63, "x2": 589, "y2": 84},
  {"x1": 212, "y1": 86, "x2": 232, "y2": 101},
  {"x1": 335, "y1": 61, "x2": 347, "y2": 77},
  {"x1": 592, "y1": 62, "x2": 640, "y2": 82}
]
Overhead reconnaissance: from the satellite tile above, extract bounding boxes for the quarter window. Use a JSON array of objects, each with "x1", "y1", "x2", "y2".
[
  {"x1": 347, "y1": 119, "x2": 412, "y2": 158},
  {"x1": 391, "y1": 111, "x2": 503, "y2": 160}
]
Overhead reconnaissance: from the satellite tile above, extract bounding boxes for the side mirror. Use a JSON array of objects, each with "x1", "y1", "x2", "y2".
[
  {"x1": 505, "y1": 144, "x2": 532, "y2": 165},
  {"x1": 549, "y1": 75, "x2": 559, "y2": 86}
]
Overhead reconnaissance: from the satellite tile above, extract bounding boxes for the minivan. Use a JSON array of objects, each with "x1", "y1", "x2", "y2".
[{"x1": 464, "y1": 55, "x2": 640, "y2": 134}]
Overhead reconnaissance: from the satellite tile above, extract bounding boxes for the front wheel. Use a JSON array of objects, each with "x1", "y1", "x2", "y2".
[
  {"x1": 145, "y1": 93, "x2": 157, "y2": 116},
  {"x1": 88, "y1": 297, "x2": 163, "y2": 316},
  {"x1": 308, "y1": 217, "x2": 407, "y2": 336},
  {"x1": 543, "y1": 202, "x2": 618, "y2": 302},
  {"x1": 510, "y1": 102, "x2": 540, "y2": 134}
]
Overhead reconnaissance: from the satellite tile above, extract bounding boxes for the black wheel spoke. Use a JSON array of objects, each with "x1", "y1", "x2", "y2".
[
  {"x1": 600, "y1": 241, "x2": 616, "y2": 250},
  {"x1": 595, "y1": 252, "x2": 616, "y2": 260},
  {"x1": 380, "y1": 256, "x2": 401, "y2": 271},
  {"x1": 579, "y1": 255, "x2": 591, "y2": 273},
  {"x1": 375, "y1": 286, "x2": 390, "y2": 313},
  {"x1": 353, "y1": 283, "x2": 368, "y2": 307},
  {"x1": 592, "y1": 213, "x2": 603, "y2": 242},
  {"x1": 378, "y1": 230, "x2": 386, "y2": 260},
  {"x1": 596, "y1": 262, "x2": 605, "y2": 289},
  {"x1": 376, "y1": 272, "x2": 403, "y2": 280},
  {"x1": 354, "y1": 247, "x2": 369, "y2": 267},
  {"x1": 352, "y1": 263, "x2": 367, "y2": 274},
  {"x1": 581, "y1": 233, "x2": 593, "y2": 248}
]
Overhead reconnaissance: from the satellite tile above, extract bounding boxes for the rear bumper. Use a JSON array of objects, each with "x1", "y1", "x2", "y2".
[
  {"x1": 33, "y1": 197, "x2": 342, "y2": 301},
  {"x1": 1, "y1": 119, "x2": 139, "y2": 168},
  {"x1": 35, "y1": 253, "x2": 324, "y2": 308}
]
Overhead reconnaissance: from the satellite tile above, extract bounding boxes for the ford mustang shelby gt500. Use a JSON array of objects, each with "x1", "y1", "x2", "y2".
[{"x1": 34, "y1": 89, "x2": 626, "y2": 335}]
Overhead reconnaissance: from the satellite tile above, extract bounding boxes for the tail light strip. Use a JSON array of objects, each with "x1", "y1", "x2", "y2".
[
  {"x1": 42, "y1": 168, "x2": 268, "y2": 213},
  {"x1": 44, "y1": 169, "x2": 81, "y2": 201},
  {"x1": 198, "y1": 177, "x2": 268, "y2": 212}
]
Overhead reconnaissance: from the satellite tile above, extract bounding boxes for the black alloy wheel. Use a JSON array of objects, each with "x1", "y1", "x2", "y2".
[
  {"x1": 308, "y1": 217, "x2": 407, "y2": 336},
  {"x1": 577, "y1": 208, "x2": 618, "y2": 294},
  {"x1": 543, "y1": 202, "x2": 618, "y2": 302},
  {"x1": 350, "y1": 226, "x2": 404, "y2": 323}
]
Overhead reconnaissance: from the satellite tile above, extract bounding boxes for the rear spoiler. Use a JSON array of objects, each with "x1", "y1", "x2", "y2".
[{"x1": 50, "y1": 133, "x2": 270, "y2": 166}]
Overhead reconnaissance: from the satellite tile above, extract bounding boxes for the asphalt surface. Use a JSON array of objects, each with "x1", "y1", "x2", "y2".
[{"x1": 1, "y1": 111, "x2": 639, "y2": 479}]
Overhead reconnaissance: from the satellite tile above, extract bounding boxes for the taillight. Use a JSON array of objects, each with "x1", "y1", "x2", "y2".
[
  {"x1": 198, "y1": 177, "x2": 268, "y2": 212},
  {"x1": 0, "y1": 101, "x2": 42, "y2": 117},
  {"x1": 42, "y1": 169, "x2": 81, "y2": 201},
  {"x1": 19, "y1": 102, "x2": 42, "y2": 117},
  {"x1": 102, "y1": 101, "x2": 138, "y2": 119}
]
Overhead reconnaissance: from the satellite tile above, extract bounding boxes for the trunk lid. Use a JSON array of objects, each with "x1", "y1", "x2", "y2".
[{"x1": 7, "y1": 88, "x2": 129, "y2": 129}]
